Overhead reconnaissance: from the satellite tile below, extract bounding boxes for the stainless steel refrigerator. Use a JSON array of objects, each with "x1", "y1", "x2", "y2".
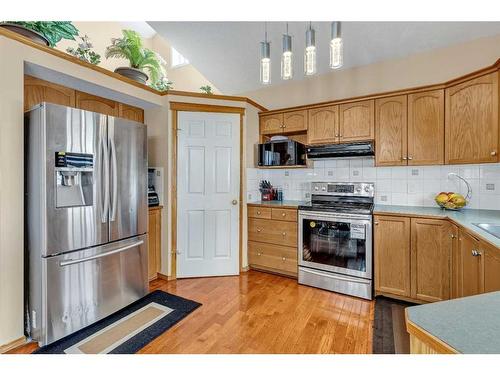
[{"x1": 25, "y1": 103, "x2": 148, "y2": 347}]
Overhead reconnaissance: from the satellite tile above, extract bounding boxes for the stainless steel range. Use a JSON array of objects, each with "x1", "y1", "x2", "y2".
[{"x1": 298, "y1": 182, "x2": 374, "y2": 300}]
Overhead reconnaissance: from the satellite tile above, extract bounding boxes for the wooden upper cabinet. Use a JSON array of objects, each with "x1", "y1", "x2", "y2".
[
  {"x1": 119, "y1": 103, "x2": 144, "y2": 123},
  {"x1": 260, "y1": 113, "x2": 283, "y2": 135},
  {"x1": 410, "y1": 218, "x2": 451, "y2": 302},
  {"x1": 445, "y1": 72, "x2": 499, "y2": 164},
  {"x1": 75, "y1": 91, "x2": 119, "y2": 117},
  {"x1": 374, "y1": 215, "x2": 411, "y2": 297},
  {"x1": 482, "y1": 240, "x2": 500, "y2": 293},
  {"x1": 339, "y1": 100, "x2": 374, "y2": 142},
  {"x1": 459, "y1": 229, "x2": 484, "y2": 298},
  {"x1": 407, "y1": 89, "x2": 445, "y2": 165},
  {"x1": 24, "y1": 75, "x2": 75, "y2": 111},
  {"x1": 307, "y1": 105, "x2": 339, "y2": 145},
  {"x1": 283, "y1": 110, "x2": 308, "y2": 133},
  {"x1": 375, "y1": 95, "x2": 407, "y2": 166}
]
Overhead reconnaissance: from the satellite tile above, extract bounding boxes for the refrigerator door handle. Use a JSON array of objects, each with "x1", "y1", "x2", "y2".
[
  {"x1": 59, "y1": 239, "x2": 144, "y2": 267},
  {"x1": 100, "y1": 124, "x2": 110, "y2": 223},
  {"x1": 109, "y1": 134, "x2": 118, "y2": 221}
]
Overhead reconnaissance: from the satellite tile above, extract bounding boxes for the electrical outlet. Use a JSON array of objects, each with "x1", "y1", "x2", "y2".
[
  {"x1": 411, "y1": 169, "x2": 419, "y2": 176},
  {"x1": 284, "y1": 171, "x2": 290, "y2": 177},
  {"x1": 247, "y1": 193, "x2": 252, "y2": 200},
  {"x1": 327, "y1": 170, "x2": 334, "y2": 176},
  {"x1": 380, "y1": 195, "x2": 388, "y2": 202},
  {"x1": 486, "y1": 183, "x2": 495, "y2": 191},
  {"x1": 284, "y1": 183, "x2": 289, "y2": 189},
  {"x1": 305, "y1": 192, "x2": 311, "y2": 198},
  {"x1": 352, "y1": 170, "x2": 360, "y2": 176}
]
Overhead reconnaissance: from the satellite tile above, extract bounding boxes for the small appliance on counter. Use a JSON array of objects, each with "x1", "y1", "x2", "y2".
[
  {"x1": 148, "y1": 168, "x2": 160, "y2": 207},
  {"x1": 257, "y1": 138, "x2": 306, "y2": 167},
  {"x1": 259, "y1": 180, "x2": 283, "y2": 201}
]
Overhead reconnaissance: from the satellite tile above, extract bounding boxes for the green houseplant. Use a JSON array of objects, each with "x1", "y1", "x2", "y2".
[
  {"x1": 105, "y1": 29, "x2": 166, "y2": 85},
  {"x1": 66, "y1": 34, "x2": 101, "y2": 65},
  {"x1": 0, "y1": 21, "x2": 78, "y2": 47},
  {"x1": 200, "y1": 85, "x2": 214, "y2": 95},
  {"x1": 149, "y1": 76, "x2": 173, "y2": 92}
]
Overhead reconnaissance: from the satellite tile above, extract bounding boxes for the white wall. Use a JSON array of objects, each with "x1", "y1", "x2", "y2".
[
  {"x1": 241, "y1": 34, "x2": 500, "y2": 110},
  {"x1": 247, "y1": 160, "x2": 500, "y2": 210}
]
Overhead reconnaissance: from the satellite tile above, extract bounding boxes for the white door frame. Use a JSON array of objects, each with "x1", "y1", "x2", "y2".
[{"x1": 170, "y1": 102, "x2": 244, "y2": 279}]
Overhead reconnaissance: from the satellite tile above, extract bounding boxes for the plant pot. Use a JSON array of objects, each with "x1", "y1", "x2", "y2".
[
  {"x1": 0, "y1": 23, "x2": 50, "y2": 46},
  {"x1": 114, "y1": 67, "x2": 149, "y2": 84}
]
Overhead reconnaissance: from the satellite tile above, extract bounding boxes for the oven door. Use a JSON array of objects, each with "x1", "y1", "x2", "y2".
[{"x1": 298, "y1": 211, "x2": 372, "y2": 279}]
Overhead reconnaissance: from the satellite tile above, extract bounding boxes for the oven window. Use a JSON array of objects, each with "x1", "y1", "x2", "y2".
[{"x1": 302, "y1": 219, "x2": 366, "y2": 272}]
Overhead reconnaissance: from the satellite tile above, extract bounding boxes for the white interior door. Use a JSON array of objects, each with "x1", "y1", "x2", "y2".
[{"x1": 177, "y1": 111, "x2": 240, "y2": 277}]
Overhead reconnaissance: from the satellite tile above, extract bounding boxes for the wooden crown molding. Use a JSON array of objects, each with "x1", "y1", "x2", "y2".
[
  {"x1": 0, "y1": 28, "x2": 267, "y2": 112},
  {"x1": 169, "y1": 101, "x2": 246, "y2": 114}
]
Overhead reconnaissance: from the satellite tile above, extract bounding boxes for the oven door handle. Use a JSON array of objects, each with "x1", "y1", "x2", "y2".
[{"x1": 300, "y1": 268, "x2": 372, "y2": 284}]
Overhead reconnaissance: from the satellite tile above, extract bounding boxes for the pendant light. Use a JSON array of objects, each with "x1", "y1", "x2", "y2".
[
  {"x1": 330, "y1": 21, "x2": 343, "y2": 69},
  {"x1": 281, "y1": 23, "x2": 293, "y2": 80},
  {"x1": 304, "y1": 22, "x2": 317, "y2": 76},
  {"x1": 260, "y1": 23, "x2": 271, "y2": 84}
]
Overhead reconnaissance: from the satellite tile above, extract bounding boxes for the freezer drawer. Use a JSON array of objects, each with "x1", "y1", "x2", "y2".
[{"x1": 30, "y1": 235, "x2": 148, "y2": 346}]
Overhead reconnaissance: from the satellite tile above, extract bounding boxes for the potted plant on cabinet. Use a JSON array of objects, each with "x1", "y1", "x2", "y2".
[
  {"x1": 0, "y1": 21, "x2": 78, "y2": 47},
  {"x1": 66, "y1": 34, "x2": 101, "y2": 65},
  {"x1": 200, "y1": 85, "x2": 214, "y2": 94},
  {"x1": 105, "y1": 29, "x2": 166, "y2": 85}
]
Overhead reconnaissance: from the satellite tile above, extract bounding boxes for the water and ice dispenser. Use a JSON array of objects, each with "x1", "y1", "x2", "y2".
[{"x1": 55, "y1": 152, "x2": 94, "y2": 208}]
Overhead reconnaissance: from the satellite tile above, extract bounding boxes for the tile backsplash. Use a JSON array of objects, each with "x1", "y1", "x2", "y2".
[{"x1": 246, "y1": 158, "x2": 500, "y2": 210}]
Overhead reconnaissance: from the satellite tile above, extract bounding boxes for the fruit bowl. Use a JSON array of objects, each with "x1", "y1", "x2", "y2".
[{"x1": 435, "y1": 192, "x2": 467, "y2": 210}]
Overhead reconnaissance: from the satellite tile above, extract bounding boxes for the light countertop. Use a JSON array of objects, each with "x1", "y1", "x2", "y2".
[
  {"x1": 406, "y1": 292, "x2": 500, "y2": 353},
  {"x1": 374, "y1": 205, "x2": 500, "y2": 248}
]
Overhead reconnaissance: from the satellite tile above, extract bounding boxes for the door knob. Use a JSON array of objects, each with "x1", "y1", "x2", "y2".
[{"x1": 232, "y1": 199, "x2": 238, "y2": 205}]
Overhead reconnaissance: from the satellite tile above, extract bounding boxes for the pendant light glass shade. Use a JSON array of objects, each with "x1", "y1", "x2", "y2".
[
  {"x1": 330, "y1": 21, "x2": 343, "y2": 69},
  {"x1": 304, "y1": 23, "x2": 317, "y2": 76},
  {"x1": 281, "y1": 24, "x2": 293, "y2": 80},
  {"x1": 260, "y1": 41, "x2": 271, "y2": 84}
]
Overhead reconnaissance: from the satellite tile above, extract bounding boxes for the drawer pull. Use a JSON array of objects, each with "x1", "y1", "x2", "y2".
[
  {"x1": 257, "y1": 211, "x2": 261, "y2": 215},
  {"x1": 282, "y1": 257, "x2": 286, "y2": 261},
  {"x1": 282, "y1": 213, "x2": 286, "y2": 217},
  {"x1": 257, "y1": 252, "x2": 262, "y2": 256}
]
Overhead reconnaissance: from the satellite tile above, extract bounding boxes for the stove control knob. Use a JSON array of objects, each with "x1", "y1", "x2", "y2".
[
  {"x1": 355, "y1": 186, "x2": 362, "y2": 193},
  {"x1": 314, "y1": 186, "x2": 319, "y2": 191},
  {"x1": 321, "y1": 186, "x2": 326, "y2": 191},
  {"x1": 364, "y1": 186, "x2": 371, "y2": 193}
]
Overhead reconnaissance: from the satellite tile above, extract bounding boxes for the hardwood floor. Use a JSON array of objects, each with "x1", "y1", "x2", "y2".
[{"x1": 7, "y1": 270, "x2": 374, "y2": 354}]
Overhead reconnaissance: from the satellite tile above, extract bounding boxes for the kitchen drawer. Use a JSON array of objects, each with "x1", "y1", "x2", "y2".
[
  {"x1": 248, "y1": 206, "x2": 272, "y2": 219},
  {"x1": 271, "y1": 208, "x2": 297, "y2": 222},
  {"x1": 248, "y1": 241, "x2": 297, "y2": 275},
  {"x1": 248, "y1": 218, "x2": 297, "y2": 247}
]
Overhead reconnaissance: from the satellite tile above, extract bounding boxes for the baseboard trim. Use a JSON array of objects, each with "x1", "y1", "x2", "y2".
[
  {"x1": 0, "y1": 336, "x2": 27, "y2": 354},
  {"x1": 241, "y1": 266, "x2": 250, "y2": 272},
  {"x1": 157, "y1": 272, "x2": 176, "y2": 281}
]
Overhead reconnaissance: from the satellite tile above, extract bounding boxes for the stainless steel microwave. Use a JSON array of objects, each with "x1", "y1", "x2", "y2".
[{"x1": 258, "y1": 140, "x2": 306, "y2": 167}]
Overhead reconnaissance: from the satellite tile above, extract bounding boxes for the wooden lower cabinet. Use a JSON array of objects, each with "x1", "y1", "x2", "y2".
[
  {"x1": 458, "y1": 229, "x2": 483, "y2": 297},
  {"x1": 374, "y1": 215, "x2": 411, "y2": 297},
  {"x1": 247, "y1": 205, "x2": 298, "y2": 277},
  {"x1": 410, "y1": 218, "x2": 451, "y2": 302},
  {"x1": 450, "y1": 224, "x2": 460, "y2": 299},
  {"x1": 483, "y1": 240, "x2": 500, "y2": 292},
  {"x1": 148, "y1": 206, "x2": 162, "y2": 280}
]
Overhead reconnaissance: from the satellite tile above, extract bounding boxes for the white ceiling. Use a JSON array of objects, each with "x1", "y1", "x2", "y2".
[{"x1": 148, "y1": 22, "x2": 500, "y2": 94}]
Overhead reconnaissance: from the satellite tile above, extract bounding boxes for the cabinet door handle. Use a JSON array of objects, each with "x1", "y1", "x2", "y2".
[
  {"x1": 407, "y1": 156, "x2": 413, "y2": 160},
  {"x1": 402, "y1": 156, "x2": 408, "y2": 161},
  {"x1": 472, "y1": 249, "x2": 482, "y2": 257},
  {"x1": 282, "y1": 213, "x2": 286, "y2": 217},
  {"x1": 257, "y1": 252, "x2": 262, "y2": 256},
  {"x1": 335, "y1": 133, "x2": 340, "y2": 137},
  {"x1": 257, "y1": 228, "x2": 262, "y2": 232},
  {"x1": 450, "y1": 234, "x2": 456, "y2": 239},
  {"x1": 492, "y1": 151, "x2": 497, "y2": 156},
  {"x1": 282, "y1": 232, "x2": 286, "y2": 237},
  {"x1": 257, "y1": 211, "x2": 261, "y2": 215},
  {"x1": 374, "y1": 222, "x2": 379, "y2": 225},
  {"x1": 282, "y1": 257, "x2": 286, "y2": 261}
]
